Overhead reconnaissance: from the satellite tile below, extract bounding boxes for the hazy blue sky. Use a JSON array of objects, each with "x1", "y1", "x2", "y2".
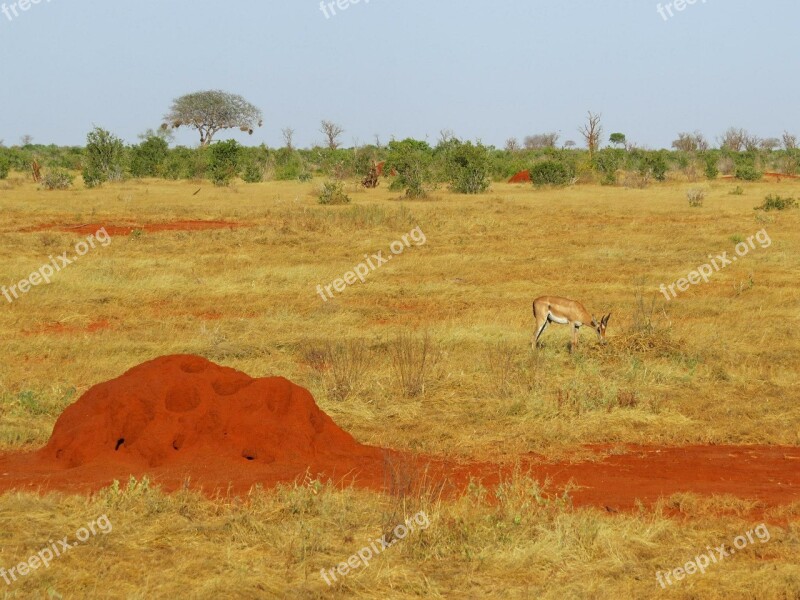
[{"x1": 1, "y1": 0, "x2": 797, "y2": 149}]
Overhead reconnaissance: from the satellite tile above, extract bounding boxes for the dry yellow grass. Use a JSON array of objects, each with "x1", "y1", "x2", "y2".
[{"x1": 0, "y1": 174, "x2": 798, "y2": 597}]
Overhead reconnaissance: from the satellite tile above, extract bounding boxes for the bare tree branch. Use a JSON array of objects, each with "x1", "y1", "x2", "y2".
[
  {"x1": 320, "y1": 120, "x2": 344, "y2": 149},
  {"x1": 578, "y1": 112, "x2": 603, "y2": 159},
  {"x1": 281, "y1": 127, "x2": 295, "y2": 151}
]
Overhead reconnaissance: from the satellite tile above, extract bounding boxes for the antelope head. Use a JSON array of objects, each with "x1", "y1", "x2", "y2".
[{"x1": 592, "y1": 313, "x2": 611, "y2": 343}]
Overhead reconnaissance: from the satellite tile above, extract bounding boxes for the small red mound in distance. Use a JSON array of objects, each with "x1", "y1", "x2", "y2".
[
  {"x1": 374, "y1": 162, "x2": 397, "y2": 177},
  {"x1": 508, "y1": 170, "x2": 531, "y2": 183}
]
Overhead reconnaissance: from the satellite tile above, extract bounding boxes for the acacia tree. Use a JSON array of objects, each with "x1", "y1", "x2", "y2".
[
  {"x1": 164, "y1": 90, "x2": 263, "y2": 146},
  {"x1": 609, "y1": 132, "x2": 627, "y2": 148}
]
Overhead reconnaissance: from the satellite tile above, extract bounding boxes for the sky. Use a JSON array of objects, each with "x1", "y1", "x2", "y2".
[{"x1": 0, "y1": 0, "x2": 798, "y2": 150}]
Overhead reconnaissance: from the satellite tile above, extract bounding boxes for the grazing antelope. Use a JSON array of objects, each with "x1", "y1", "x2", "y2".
[{"x1": 532, "y1": 296, "x2": 610, "y2": 352}]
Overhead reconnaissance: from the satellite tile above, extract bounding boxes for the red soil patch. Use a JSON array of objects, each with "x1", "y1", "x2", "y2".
[
  {"x1": 720, "y1": 172, "x2": 800, "y2": 181},
  {"x1": 1, "y1": 356, "x2": 798, "y2": 516},
  {"x1": 25, "y1": 221, "x2": 240, "y2": 236},
  {"x1": 195, "y1": 311, "x2": 223, "y2": 321},
  {"x1": 763, "y1": 172, "x2": 800, "y2": 179},
  {"x1": 23, "y1": 319, "x2": 111, "y2": 336},
  {"x1": 529, "y1": 445, "x2": 800, "y2": 515},
  {"x1": 508, "y1": 170, "x2": 531, "y2": 183}
]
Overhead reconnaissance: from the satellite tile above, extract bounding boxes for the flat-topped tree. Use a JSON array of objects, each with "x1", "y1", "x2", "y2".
[
  {"x1": 609, "y1": 133, "x2": 627, "y2": 149},
  {"x1": 164, "y1": 90, "x2": 263, "y2": 146}
]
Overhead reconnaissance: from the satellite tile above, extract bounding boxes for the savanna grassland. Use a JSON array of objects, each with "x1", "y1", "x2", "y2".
[{"x1": 0, "y1": 174, "x2": 799, "y2": 598}]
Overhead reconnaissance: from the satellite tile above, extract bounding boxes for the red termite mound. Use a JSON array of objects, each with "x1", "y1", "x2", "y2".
[
  {"x1": 508, "y1": 170, "x2": 531, "y2": 183},
  {"x1": 1, "y1": 356, "x2": 515, "y2": 499},
  {"x1": 0, "y1": 355, "x2": 406, "y2": 495},
  {"x1": 374, "y1": 162, "x2": 397, "y2": 177},
  {"x1": 40, "y1": 355, "x2": 379, "y2": 470}
]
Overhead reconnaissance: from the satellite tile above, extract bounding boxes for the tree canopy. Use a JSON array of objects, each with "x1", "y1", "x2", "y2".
[{"x1": 163, "y1": 90, "x2": 263, "y2": 146}]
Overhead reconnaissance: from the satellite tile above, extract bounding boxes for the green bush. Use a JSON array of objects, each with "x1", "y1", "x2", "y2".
[
  {"x1": 239, "y1": 145, "x2": 268, "y2": 183},
  {"x1": 635, "y1": 152, "x2": 669, "y2": 182},
  {"x1": 0, "y1": 153, "x2": 9, "y2": 179},
  {"x1": 130, "y1": 136, "x2": 169, "y2": 178},
  {"x1": 650, "y1": 153, "x2": 669, "y2": 181},
  {"x1": 754, "y1": 194, "x2": 797, "y2": 211},
  {"x1": 309, "y1": 147, "x2": 357, "y2": 180},
  {"x1": 317, "y1": 181, "x2": 351, "y2": 205},
  {"x1": 161, "y1": 146, "x2": 209, "y2": 180},
  {"x1": 82, "y1": 127, "x2": 125, "y2": 188},
  {"x1": 41, "y1": 168, "x2": 74, "y2": 190},
  {"x1": 735, "y1": 164, "x2": 763, "y2": 181},
  {"x1": 208, "y1": 140, "x2": 241, "y2": 185},
  {"x1": 778, "y1": 149, "x2": 799, "y2": 175},
  {"x1": 273, "y1": 163, "x2": 301, "y2": 180},
  {"x1": 702, "y1": 153, "x2": 719, "y2": 180},
  {"x1": 529, "y1": 159, "x2": 572, "y2": 186},
  {"x1": 439, "y1": 139, "x2": 491, "y2": 194},
  {"x1": 272, "y1": 148, "x2": 307, "y2": 181},
  {"x1": 353, "y1": 146, "x2": 381, "y2": 180},
  {"x1": 383, "y1": 139, "x2": 434, "y2": 198},
  {"x1": 241, "y1": 159, "x2": 264, "y2": 183},
  {"x1": 187, "y1": 146, "x2": 210, "y2": 180},
  {"x1": 594, "y1": 149, "x2": 623, "y2": 185},
  {"x1": 162, "y1": 147, "x2": 193, "y2": 180}
]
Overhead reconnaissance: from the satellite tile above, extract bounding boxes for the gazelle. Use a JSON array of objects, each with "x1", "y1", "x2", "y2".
[{"x1": 532, "y1": 296, "x2": 610, "y2": 352}]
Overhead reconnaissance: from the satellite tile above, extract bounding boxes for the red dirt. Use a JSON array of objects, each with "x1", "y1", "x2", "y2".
[
  {"x1": 763, "y1": 172, "x2": 800, "y2": 179},
  {"x1": 720, "y1": 172, "x2": 800, "y2": 181},
  {"x1": 23, "y1": 319, "x2": 111, "y2": 336},
  {"x1": 508, "y1": 170, "x2": 531, "y2": 183},
  {"x1": 195, "y1": 311, "x2": 223, "y2": 321},
  {"x1": 1, "y1": 356, "x2": 798, "y2": 516},
  {"x1": 530, "y1": 445, "x2": 800, "y2": 515},
  {"x1": 25, "y1": 221, "x2": 241, "y2": 236}
]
